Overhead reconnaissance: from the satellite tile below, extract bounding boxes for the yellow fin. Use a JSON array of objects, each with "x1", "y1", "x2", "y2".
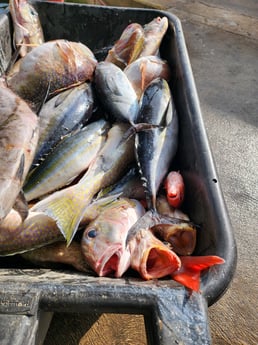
[{"x1": 32, "y1": 186, "x2": 92, "y2": 245}]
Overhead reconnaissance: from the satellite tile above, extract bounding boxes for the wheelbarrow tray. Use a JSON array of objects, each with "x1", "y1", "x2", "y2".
[{"x1": 0, "y1": 2, "x2": 237, "y2": 344}]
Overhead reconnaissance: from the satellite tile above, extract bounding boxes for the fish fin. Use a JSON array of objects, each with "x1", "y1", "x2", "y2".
[
  {"x1": 94, "y1": 193, "x2": 122, "y2": 204},
  {"x1": 5, "y1": 45, "x2": 22, "y2": 75},
  {"x1": 36, "y1": 79, "x2": 51, "y2": 115},
  {"x1": 13, "y1": 190, "x2": 29, "y2": 222},
  {"x1": 34, "y1": 187, "x2": 91, "y2": 245},
  {"x1": 139, "y1": 61, "x2": 147, "y2": 91},
  {"x1": 15, "y1": 153, "x2": 25, "y2": 182},
  {"x1": 134, "y1": 123, "x2": 160, "y2": 132},
  {"x1": 171, "y1": 255, "x2": 225, "y2": 292}
]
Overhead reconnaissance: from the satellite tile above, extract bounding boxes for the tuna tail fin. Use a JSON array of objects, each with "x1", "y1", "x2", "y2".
[
  {"x1": 32, "y1": 184, "x2": 92, "y2": 245},
  {"x1": 171, "y1": 255, "x2": 225, "y2": 292}
]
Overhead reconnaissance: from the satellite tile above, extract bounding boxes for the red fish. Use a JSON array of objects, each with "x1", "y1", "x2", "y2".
[
  {"x1": 126, "y1": 210, "x2": 181, "y2": 279},
  {"x1": 81, "y1": 198, "x2": 145, "y2": 278},
  {"x1": 129, "y1": 227, "x2": 181, "y2": 280},
  {"x1": 171, "y1": 255, "x2": 225, "y2": 291},
  {"x1": 164, "y1": 171, "x2": 185, "y2": 208}
]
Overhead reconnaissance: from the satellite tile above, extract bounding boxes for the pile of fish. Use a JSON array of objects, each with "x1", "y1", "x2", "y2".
[{"x1": 0, "y1": 0, "x2": 224, "y2": 292}]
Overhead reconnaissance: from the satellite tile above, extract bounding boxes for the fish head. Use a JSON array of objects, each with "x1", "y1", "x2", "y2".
[
  {"x1": 9, "y1": 0, "x2": 44, "y2": 57},
  {"x1": 105, "y1": 23, "x2": 144, "y2": 69},
  {"x1": 81, "y1": 199, "x2": 145, "y2": 277},
  {"x1": 144, "y1": 17, "x2": 168, "y2": 37},
  {"x1": 81, "y1": 217, "x2": 131, "y2": 277},
  {"x1": 151, "y1": 223, "x2": 197, "y2": 256},
  {"x1": 128, "y1": 227, "x2": 181, "y2": 280},
  {"x1": 164, "y1": 171, "x2": 185, "y2": 208}
]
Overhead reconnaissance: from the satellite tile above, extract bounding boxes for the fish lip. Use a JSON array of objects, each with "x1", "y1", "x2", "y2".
[
  {"x1": 140, "y1": 245, "x2": 181, "y2": 280},
  {"x1": 96, "y1": 245, "x2": 130, "y2": 278}
]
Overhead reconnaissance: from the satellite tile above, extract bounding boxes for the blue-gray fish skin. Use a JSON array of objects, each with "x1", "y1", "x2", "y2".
[
  {"x1": 24, "y1": 119, "x2": 110, "y2": 201},
  {"x1": 32, "y1": 82, "x2": 95, "y2": 168},
  {"x1": 98, "y1": 166, "x2": 145, "y2": 200},
  {"x1": 0, "y1": 83, "x2": 39, "y2": 222},
  {"x1": 94, "y1": 61, "x2": 139, "y2": 125},
  {"x1": 135, "y1": 78, "x2": 178, "y2": 210}
]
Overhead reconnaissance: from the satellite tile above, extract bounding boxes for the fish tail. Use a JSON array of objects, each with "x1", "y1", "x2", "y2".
[
  {"x1": 171, "y1": 255, "x2": 225, "y2": 291},
  {"x1": 33, "y1": 185, "x2": 92, "y2": 245}
]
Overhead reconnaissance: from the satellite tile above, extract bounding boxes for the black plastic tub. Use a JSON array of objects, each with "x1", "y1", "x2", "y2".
[{"x1": 0, "y1": 2, "x2": 237, "y2": 344}]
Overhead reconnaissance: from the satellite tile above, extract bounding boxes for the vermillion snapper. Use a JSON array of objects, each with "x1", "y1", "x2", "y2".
[{"x1": 81, "y1": 198, "x2": 145, "y2": 277}]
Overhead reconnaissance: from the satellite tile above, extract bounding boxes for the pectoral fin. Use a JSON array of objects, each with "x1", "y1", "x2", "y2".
[{"x1": 13, "y1": 190, "x2": 29, "y2": 221}]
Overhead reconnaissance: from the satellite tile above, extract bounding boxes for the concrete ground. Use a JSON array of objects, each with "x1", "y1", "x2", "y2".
[{"x1": 41, "y1": 1, "x2": 258, "y2": 344}]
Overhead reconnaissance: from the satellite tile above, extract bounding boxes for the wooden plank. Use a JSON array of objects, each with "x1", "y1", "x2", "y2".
[
  {"x1": 79, "y1": 314, "x2": 147, "y2": 345},
  {"x1": 44, "y1": 312, "x2": 147, "y2": 345}
]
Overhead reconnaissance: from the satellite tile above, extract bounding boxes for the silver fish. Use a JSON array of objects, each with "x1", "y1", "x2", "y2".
[
  {"x1": 33, "y1": 82, "x2": 95, "y2": 167},
  {"x1": 94, "y1": 61, "x2": 139, "y2": 125},
  {"x1": 135, "y1": 78, "x2": 178, "y2": 210},
  {"x1": 24, "y1": 119, "x2": 110, "y2": 201}
]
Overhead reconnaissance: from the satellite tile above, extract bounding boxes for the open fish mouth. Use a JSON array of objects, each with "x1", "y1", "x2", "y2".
[
  {"x1": 140, "y1": 245, "x2": 181, "y2": 280},
  {"x1": 96, "y1": 246, "x2": 130, "y2": 278}
]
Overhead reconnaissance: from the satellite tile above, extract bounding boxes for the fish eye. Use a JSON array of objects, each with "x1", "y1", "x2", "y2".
[
  {"x1": 30, "y1": 8, "x2": 37, "y2": 16},
  {"x1": 87, "y1": 228, "x2": 97, "y2": 238}
]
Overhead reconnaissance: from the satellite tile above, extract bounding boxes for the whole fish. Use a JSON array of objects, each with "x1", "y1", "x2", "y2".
[
  {"x1": 124, "y1": 55, "x2": 171, "y2": 100},
  {"x1": 33, "y1": 82, "x2": 95, "y2": 167},
  {"x1": 126, "y1": 210, "x2": 181, "y2": 280},
  {"x1": 32, "y1": 123, "x2": 135, "y2": 245},
  {"x1": 135, "y1": 78, "x2": 178, "y2": 210},
  {"x1": 24, "y1": 119, "x2": 110, "y2": 201},
  {"x1": 0, "y1": 194, "x2": 120, "y2": 256},
  {"x1": 6, "y1": 39, "x2": 97, "y2": 112},
  {"x1": 164, "y1": 171, "x2": 185, "y2": 208},
  {"x1": 105, "y1": 23, "x2": 145, "y2": 69},
  {"x1": 140, "y1": 17, "x2": 168, "y2": 57},
  {"x1": 9, "y1": 0, "x2": 44, "y2": 57},
  {"x1": 171, "y1": 256, "x2": 225, "y2": 291},
  {"x1": 0, "y1": 82, "x2": 39, "y2": 222},
  {"x1": 21, "y1": 242, "x2": 91, "y2": 273},
  {"x1": 81, "y1": 198, "x2": 145, "y2": 277},
  {"x1": 94, "y1": 61, "x2": 139, "y2": 125}
]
